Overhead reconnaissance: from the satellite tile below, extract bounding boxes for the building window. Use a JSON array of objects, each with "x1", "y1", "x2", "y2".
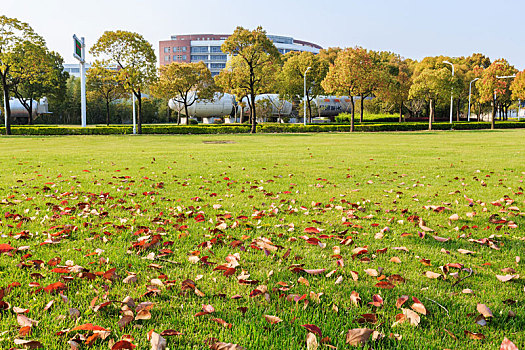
[
  {"x1": 191, "y1": 55, "x2": 208, "y2": 61},
  {"x1": 210, "y1": 63, "x2": 226, "y2": 69},
  {"x1": 191, "y1": 46, "x2": 208, "y2": 53},
  {"x1": 182, "y1": 55, "x2": 187, "y2": 60},
  {"x1": 210, "y1": 46, "x2": 222, "y2": 53},
  {"x1": 182, "y1": 46, "x2": 187, "y2": 52},
  {"x1": 164, "y1": 47, "x2": 170, "y2": 53},
  {"x1": 211, "y1": 54, "x2": 227, "y2": 61},
  {"x1": 164, "y1": 55, "x2": 170, "y2": 62}
]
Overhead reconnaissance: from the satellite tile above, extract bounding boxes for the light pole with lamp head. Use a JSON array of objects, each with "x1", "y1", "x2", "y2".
[
  {"x1": 443, "y1": 61, "x2": 454, "y2": 123},
  {"x1": 303, "y1": 66, "x2": 311, "y2": 126},
  {"x1": 467, "y1": 77, "x2": 479, "y2": 121}
]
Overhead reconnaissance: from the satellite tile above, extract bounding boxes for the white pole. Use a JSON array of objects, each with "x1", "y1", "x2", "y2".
[
  {"x1": 132, "y1": 93, "x2": 136, "y2": 134},
  {"x1": 80, "y1": 37, "x2": 87, "y2": 127},
  {"x1": 303, "y1": 66, "x2": 311, "y2": 126},
  {"x1": 467, "y1": 78, "x2": 479, "y2": 122}
]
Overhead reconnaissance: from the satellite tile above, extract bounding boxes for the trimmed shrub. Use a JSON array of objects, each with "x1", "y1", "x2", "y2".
[{"x1": 0, "y1": 121, "x2": 524, "y2": 136}]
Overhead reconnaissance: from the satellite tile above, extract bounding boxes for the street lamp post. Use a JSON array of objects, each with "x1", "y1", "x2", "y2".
[
  {"x1": 467, "y1": 78, "x2": 479, "y2": 122},
  {"x1": 303, "y1": 66, "x2": 311, "y2": 126},
  {"x1": 443, "y1": 61, "x2": 454, "y2": 124}
]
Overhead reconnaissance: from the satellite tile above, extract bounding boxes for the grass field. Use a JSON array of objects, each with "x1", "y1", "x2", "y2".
[{"x1": 0, "y1": 130, "x2": 524, "y2": 349}]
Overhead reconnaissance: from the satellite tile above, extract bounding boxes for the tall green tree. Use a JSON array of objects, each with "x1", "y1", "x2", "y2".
[
  {"x1": 9, "y1": 41, "x2": 67, "y2": 124},
  {"x1": 151, "y1": 61, "x2": 215, "y2": 125},
  {"x1": 409, "y1": 68, "x2": 453, "y2": 130},
  {"x1": 86, "y1": 61, "x2": 127, "y2": 126},
  {"x1": 321, "y1": 47, "x2": 377, "y2": 131},
  {"x1": 278, "y1": 51, "x2": 328, "y2": 122},
  {"x1": 220, "y1": 26, "x2": 280, "y2": 133},
  {"x1": 216, "y1": 55, "x2": 279, "y2": 125},
  {"x1": 374, "y1": 52, "x2": 413, "y2": 122},
  {"x1": 0, "y1": 15, "x2": 44, "y2": 134},
  {"x1": 476, "y1": 59, "x2": 517, "y2": 129},
  {"x1": 90, "y1": 30, "x2": 156, "y2": 134},
  {"x1": 510, "y1": 70, "x2": 525, "y2": 101}
]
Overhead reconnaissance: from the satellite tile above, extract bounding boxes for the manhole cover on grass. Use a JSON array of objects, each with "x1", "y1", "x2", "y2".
[{"x1": 202, "y1": 140, "x2": 237, "y2": 144}]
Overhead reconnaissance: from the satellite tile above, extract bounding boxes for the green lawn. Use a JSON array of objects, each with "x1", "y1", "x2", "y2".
[{"x1": 0, "y1": 130, "x2": 523, "y2": 349}]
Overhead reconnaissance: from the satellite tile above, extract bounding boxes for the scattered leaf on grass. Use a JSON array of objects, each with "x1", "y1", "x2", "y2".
[
  {"x1": 306, "y1": 332, "x2": 318, "y2": 350},
  {"x1": 345, "y1": 328, "x2": 374, "y2": 346},
  {"x1": 477, "y1": 304, "x2": 493, "y2": 318},
  {"x1": 264, "y1": 315, "x2": 282, "y2": 324},
  {"x1": 464, "y1": 330, "x2": 485, "y2": 340}
]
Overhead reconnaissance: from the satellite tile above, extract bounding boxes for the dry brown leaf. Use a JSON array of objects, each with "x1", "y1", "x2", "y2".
[
  {"x1": 464, "y1": 330, "x2": 485, "y2": 340},
  {"x1": 13, "y1": 339, "x2": 44, "y2": 349},
  {"x1": 457, "y1": 249, "x2": 476, "y2": 255},
  {"x1": 123, "y1": 275, "x2": 138, "y2": 284},
  {"x1": 364, "y1": 269, "x2": 378, "y2": 277},
  {"x1": 209, "y1": 342, "x2": 244, "y2": 350},
  {"x1": 118, "y1": 314, "x2": 134, "y2": 330},
  {"x1": 476, "y1": 304, "x2": 493, "y2": 318},
  {"x1": 263, "y1": 315, "x2": 282, "y2": 324},
  {"x1": 350, "y1": 291, "x2": 361, "y2": 307},
  {"x1": 496, "y1": 274, "x2": 519, "y2": 282},
  {"x1": 425, "y1": 271, "x2": 441, "y2": 279},
  {"x1": 396, "y1": 295, "x2": 409, "y2": 308},
  {"x1": 148, "y1": 330, "x2": 167, "y2": 350},
  {"x1": 306, "y1": 332, "x2": 318, "y2": 350},
  {"x1": 17, "y1": 314, "x2": 38, "y2": 328},
  {"x1": 402, "y1": 308, "x2": 420, "y2": 326},
  {"x1": 500, "y1": 337, "x2": 519, "y2": 350},
  {"x1": 350, "y1": 271, "x2": 359, "y2": 281},
  {"x1": 345, "y1": 328, "x2": 374, "y2": 346},
  {"x1": 298, "y1": 277, "x2": 309, "y2": 286},
  {"x1": 135, "y1": 309, "x2": 151, "y2": 320},
  {"x1": 390, "y1": 256, "x2": 401, "y2": 263}
]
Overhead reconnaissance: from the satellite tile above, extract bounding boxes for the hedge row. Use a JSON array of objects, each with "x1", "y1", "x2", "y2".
[{"x1": 1, "y1": 121, "x2": 524, "y2": 135}]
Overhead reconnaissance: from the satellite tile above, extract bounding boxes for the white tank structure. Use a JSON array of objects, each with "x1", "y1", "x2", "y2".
[
  {"x1": 168, "y1": 92, "x2": 235, "y2": 124},
  {"x1": 315, "y1": 96, "x2": 353, "y2": 116},
  {"x1": 0, "y1": 98, "x2": 50, "y2": 121},
  {"x1": 240, "y1": 94, "x2": 293, "y2": 123},
  {"x1": 166, "y1": 92, "x2": 361, "y2": 123}
]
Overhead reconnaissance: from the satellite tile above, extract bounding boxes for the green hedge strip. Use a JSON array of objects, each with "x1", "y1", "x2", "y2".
[{"x1": 1, "y1": 122, "x2": 524, "y2": 135}]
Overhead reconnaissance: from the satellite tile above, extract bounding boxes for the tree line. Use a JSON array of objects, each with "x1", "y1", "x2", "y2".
[{"x1": 2, "y1": 16, "x2": 525, "y2": 135}]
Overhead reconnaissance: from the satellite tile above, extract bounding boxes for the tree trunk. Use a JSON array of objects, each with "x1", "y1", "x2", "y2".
[
  {"x1": 177, "y1": 109, "x2": 180, "y2": 125},
  {"x1": 399, "y1": 102, "x2": 403, "y2": 123},
  {"x1": 477, "y1": 103, "x2": 481, "y2": 122},
  {"x1": 360, "y1": 94, "x2": 364, "y2": 123},
  {"x1": 456, "y1": 98, "x2": 460, "y2": 121},
  {"x1": 28, "y1": 98, "x2": 33, "y2": 125},
  {"x1": 184, "y1": 102, "x2": 189, "y2": 125},
  {"x1": 349, "y1": 95, "x2": 355, "y2": 132},
  {"x1": 250, "y1": 94, "x2": 256, "y2": 134},
  {"x1": 136, "y1": 90, "x2": 142, "y2": 134},
  {"x1": 429, "y1": 99, "x2": 433, "y2": 131},
  {"x1": 106, "y1": 100, "x2": 110, "y2": 126},
  {"x1": 1, "y1": 72, "x2": 12, "y2": 135}
]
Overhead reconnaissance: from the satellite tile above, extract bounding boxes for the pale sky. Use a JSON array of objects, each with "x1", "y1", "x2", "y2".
[{"x1": 2, "y1": 0, "x2": 524, "y2": 69}]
